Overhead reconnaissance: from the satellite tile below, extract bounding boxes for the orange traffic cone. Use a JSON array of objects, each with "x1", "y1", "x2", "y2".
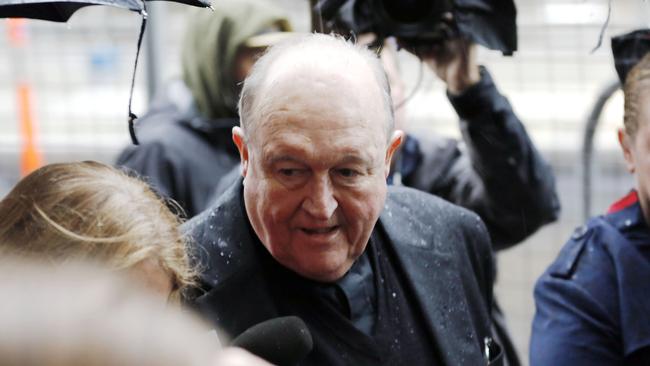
[
  {"x1": 18, "y1": 83, "x2": 43, "y2": 177},
  {"x1": 7, "y1": 19, "x2": 26, "y2": 47},
  {"x1": 10, "y1": 19, "x2": 44, "y2": 176}
]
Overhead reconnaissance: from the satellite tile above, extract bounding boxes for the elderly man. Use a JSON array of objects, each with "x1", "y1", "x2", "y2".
[{"x1": 186, "y1": 34, "x2": 500, "y2": 365}]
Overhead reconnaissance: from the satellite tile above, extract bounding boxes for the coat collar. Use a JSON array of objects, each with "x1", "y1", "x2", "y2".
[{"x1": 185, "y1": 178, "x2": 278, "y2": 334}]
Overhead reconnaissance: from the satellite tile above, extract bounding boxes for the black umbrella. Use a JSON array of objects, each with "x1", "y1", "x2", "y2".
[
  {"x1": 0, "y1": 0, "x2": 210, "y2": 144},
  {"x1": 0, "y1": 0, "x2": 143, "y2": 22},
  {"x1": 0, "y1": 0, "x2": 209, "y2": 22}
]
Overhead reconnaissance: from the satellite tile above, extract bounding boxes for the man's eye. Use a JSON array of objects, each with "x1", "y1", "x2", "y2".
[
  {"x1": 279, "y1": 169, "x2": 301, "y2": 177},
  {"x1": 338, "y1": 168, "x2": 360, "y2": 178}
]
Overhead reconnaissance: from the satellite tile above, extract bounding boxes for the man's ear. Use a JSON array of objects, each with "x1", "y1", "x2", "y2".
[
  {"x1": 385, "y1": 130, "x2": 405, "y2": 178},
  {"x1": 232, "y1": 126, "x2": 249, "y2": 177},
  {"x1": 618, "y1": 128, "x2": 636, "y2": 174}
]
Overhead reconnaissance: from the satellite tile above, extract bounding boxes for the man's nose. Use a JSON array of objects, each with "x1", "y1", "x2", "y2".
[{"x1": 302, "y1": 175, "x2": 338, "y2": 219}]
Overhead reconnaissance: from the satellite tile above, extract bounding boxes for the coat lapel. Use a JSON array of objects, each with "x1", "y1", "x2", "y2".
[
  {"x1": 379, "y1": 195, "x2": 486, "y2": 365},
  {"x1": 187, "y1": 179, "x2": 279, "y2": 336}
]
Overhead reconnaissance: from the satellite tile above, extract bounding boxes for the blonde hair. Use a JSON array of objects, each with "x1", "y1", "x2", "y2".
[
  {"x1": 623, "y1": 53, "x2": 650, "y2": 137},
  {"x1": 0, "y1": 260, "x2": 215, "y2": 366},
  {"x1": 0, "y1": 161, "x2": 196, "y2": 300}
]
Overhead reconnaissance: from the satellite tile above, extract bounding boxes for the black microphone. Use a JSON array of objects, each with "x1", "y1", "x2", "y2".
[{"x1": 230, "y1": 316, "x2": 313, "y2": 366}]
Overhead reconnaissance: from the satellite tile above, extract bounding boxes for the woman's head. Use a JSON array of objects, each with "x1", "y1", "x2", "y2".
[
  {"x1": 0, "y1": 161, "x2": 195, "y2": 301},
  {"x1": 620, "y1": 54, "x2": 650, "y2": 223},
  {"x1": 623, "y1": 54, "x2": 650, "y2": 138}
]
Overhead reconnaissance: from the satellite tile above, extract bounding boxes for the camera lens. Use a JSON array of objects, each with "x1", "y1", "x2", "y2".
[{"x1": 381, "y1": 0, "x2": 434, "y2": 23}]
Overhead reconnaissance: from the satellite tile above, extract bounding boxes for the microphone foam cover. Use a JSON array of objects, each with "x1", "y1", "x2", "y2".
[{"x1": 230, "y1": 316, "x2": 313, "y2": 366}]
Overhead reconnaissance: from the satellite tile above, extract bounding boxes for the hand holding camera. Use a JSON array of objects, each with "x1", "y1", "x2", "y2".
[{"x1": 406, "y1": 36, "x2": 480, "y2": 94}]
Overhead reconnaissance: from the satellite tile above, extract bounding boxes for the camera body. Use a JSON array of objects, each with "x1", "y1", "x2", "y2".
[{"x1": 315, "y1": 0, "x2": 517, "y2": 55}]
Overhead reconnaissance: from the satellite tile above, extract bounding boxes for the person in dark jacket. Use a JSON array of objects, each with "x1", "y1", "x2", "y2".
[
  {"x1": 388, "y1": 37, "x2": 559, "y2": 250},
  {"x1": 396, "y1": 38, "x2": 559, "y2": 366},
  {"x1": 115, "y1": 0, "x2": 292, "y2": 217},
  {"x1": 530, "y1": 30, "x2": 650, "y2": 365},
  {"x1": 185, "y1": 33, "x2": 503, "y2": 365}
]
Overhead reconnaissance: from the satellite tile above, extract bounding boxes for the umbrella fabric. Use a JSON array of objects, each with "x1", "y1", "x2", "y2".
[
  {"x1": 147, "y1": 0, "x2": 209, "y2": 9},
  {"x1": 0, "y1": 0, "x2": 144, "y2": 22},
  {"x1": 0, "y1": 0, "x2": 209, "y2": 23}
]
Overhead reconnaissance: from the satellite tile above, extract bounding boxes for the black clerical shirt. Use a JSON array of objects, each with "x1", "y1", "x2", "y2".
[
  {"x1": 259, "y1": 229, "x2": 440, "y2": 365},
  {"x1": 318, "y1": 249, "x2": 377, "y2": 335}
]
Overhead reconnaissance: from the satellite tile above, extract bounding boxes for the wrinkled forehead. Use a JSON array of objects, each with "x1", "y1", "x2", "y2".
[{"x1": 250, "y1": 47, "x2": 387, "y2": 136}]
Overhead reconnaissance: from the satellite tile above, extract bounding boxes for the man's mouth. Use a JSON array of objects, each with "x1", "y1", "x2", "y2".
[{"x1": 301, "y1": 226, "x2": 339, "y2": 235}]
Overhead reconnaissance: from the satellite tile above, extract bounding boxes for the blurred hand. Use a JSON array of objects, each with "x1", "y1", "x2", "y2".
[
  {"x1": 213, "y1": 347, "x2": 274, "y2": 366},
  {"x1": 404, "y1": 37, "x2": 481, "y2": 95}
]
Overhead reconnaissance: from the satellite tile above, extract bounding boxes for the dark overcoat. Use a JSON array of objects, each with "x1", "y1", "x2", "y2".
[{"x1": 184, "y1": 180, "x2": 502, "y2": 365}]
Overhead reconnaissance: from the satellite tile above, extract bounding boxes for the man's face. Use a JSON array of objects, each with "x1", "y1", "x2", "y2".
[
  {"x1": 621, "y1": 89, "x2": 650, "y2": 223},
  {"x1": 235, "y1": 65, "x2": 402, "y2": 282}
]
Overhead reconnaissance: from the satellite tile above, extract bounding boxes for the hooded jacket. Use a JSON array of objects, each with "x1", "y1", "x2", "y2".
[{"x1": 116, "y1": 0, "x2": 291, "y2": 217}]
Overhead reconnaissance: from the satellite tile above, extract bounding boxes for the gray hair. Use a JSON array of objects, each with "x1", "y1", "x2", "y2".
[{"x1": 237, "y1": 33, "x2": 395, "y2": 142}]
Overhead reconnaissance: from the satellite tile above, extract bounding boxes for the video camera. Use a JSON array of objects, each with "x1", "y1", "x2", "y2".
[{"x1": 314, "y1": 0, "x2": 517, "y2": 56}]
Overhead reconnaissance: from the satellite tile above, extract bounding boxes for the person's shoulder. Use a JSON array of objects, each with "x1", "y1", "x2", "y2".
[
  {"x1": 384, "y1": 185, "x2": 491, "y2": 260},
  {"x1": 386, "y1": 185, "x2": 484, "y2": 228},
  {"x1": 384, "y1": 185, "x2": 494, "y2": 312},
  {"x1": 387, "y1": 184, "x2": 454, "y2": 209},
  {"x1": 135, "y1": 80, "x2": 197, "y2": 136},
  {"x1": 183, "y1": 180, "x2": 252, "y2": 289},
  {"x1": 539, "y1": 200, "x2": 650, "y2": 302},
  {"x1": 132, "y1": 86, "x2": 202, "y2": 146},
  {"x1": 407, "y1": 130, "x2": 459, "y2": 165},
  {"x1": 134, "y1": 110, "x2": 195, "y2": 145},
  {"x1": 535, "y1": 216, "x2": 621, "y2": 313},
  {"x1": 116, "y1": 115, "x2": 194, "y2": 167},
  {"x1": 533, "y1": 196, "x2": 650, "y2": 362},
  {"x1": 549, "y1": 201, "x2": 648, "y2": 280},
  {"x1": 531, "y1": 215, "x2": 644, "y2": 363},
  {"x1": 121, "y1": 113, "x2": 216, "y2": 168},
  {"x1": 184, "y1": 180, "x2": 241, "y2": 242},
  {"x1": 603, "y1": 198, "x2": 650, "y2": 245},
  {"x1": 545, "y1": 217, "x2": 617, "y2": 276}
]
